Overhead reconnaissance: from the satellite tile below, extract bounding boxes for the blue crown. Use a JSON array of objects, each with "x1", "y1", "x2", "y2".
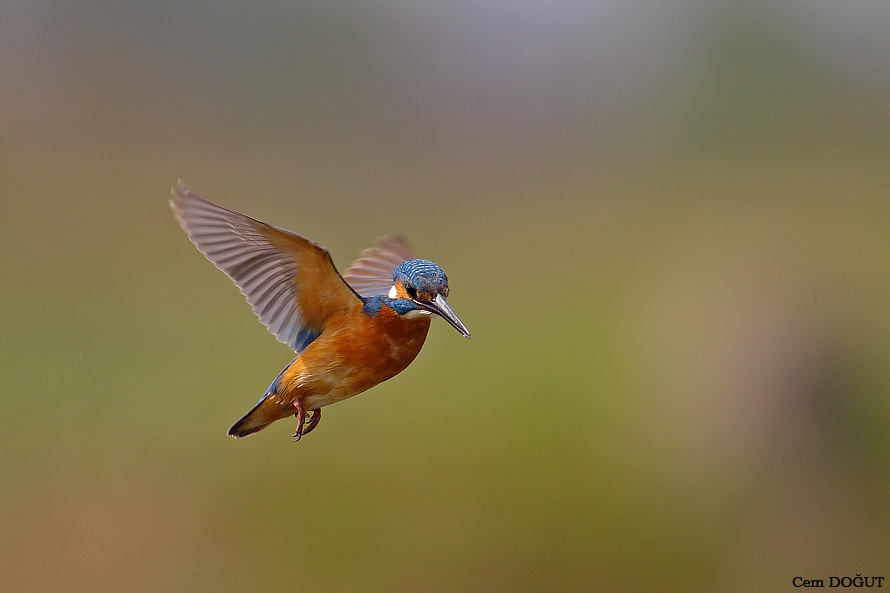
[{"x1": 393, "y1": 259, "x2": 449, "y2": 296}]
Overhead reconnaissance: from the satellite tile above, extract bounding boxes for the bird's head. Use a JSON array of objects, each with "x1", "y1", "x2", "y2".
[{"x1": 390, "y1": 259, "x2": 470, "y2": 338}]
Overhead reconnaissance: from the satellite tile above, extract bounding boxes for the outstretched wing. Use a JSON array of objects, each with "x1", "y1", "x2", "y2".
[
  {"x1": 170, "y1": 181, "x2": 362, "y2": 352},
  {"x1": 342, "y1": 235, "x2": 415, "y2": 297}
]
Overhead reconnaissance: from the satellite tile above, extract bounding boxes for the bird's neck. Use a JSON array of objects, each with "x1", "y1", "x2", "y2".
[{"x1": 362, "y1": 295, "x2": 426, "y2": 318}]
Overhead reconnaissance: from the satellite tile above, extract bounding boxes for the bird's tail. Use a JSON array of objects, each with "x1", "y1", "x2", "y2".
[{"x1": 228, "y1": 393, "x2": 293, "y2": 438}]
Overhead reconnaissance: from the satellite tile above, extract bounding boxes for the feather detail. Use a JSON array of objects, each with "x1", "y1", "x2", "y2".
[
  {"x1": 170, "y1": 181, "x2": 361, "y2": 352},
  {"x1": 343, "y1": 235, "x2": 415, "y2": 297}
]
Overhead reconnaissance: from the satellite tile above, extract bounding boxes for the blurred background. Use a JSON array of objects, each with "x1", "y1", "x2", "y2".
[{"x1": 1, "y1": 0, "x2": 889, "y2": 591}]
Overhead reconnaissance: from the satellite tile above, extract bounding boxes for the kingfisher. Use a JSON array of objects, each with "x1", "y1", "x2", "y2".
[{"x1": 170, "y1": 181, "x2": 470, "y2": 441}]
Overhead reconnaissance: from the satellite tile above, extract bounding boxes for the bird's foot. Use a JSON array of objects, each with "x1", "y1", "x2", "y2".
[
  {"x1": 290, "y1": 400, "x2": 306, "y2": 441},
  {"x1": 302, "y1": 408, "x2": 321, "y2": 436},
  {"x1": 290, "y1": 402, "x2": 321, "y2": 441}
]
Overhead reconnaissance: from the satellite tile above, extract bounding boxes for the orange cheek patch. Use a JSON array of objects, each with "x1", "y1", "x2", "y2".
[{"x1": 391, "y1": 280, "x2": 410, "y2": 299}]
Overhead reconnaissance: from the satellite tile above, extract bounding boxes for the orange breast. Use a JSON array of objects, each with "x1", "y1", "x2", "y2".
[{"x1": 278, "y1": 303, "x2": 432, "y2": 409}]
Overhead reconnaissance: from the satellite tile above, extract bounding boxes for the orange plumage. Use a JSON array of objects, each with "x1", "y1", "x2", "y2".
[{"x1": 170, "y1": 181, "x2": 469, "y2": 441}]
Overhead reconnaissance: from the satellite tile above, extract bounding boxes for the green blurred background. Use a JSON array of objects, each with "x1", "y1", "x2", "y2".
[{"x1": 2, "y1": 0, "x2": 889, "y2": 591}]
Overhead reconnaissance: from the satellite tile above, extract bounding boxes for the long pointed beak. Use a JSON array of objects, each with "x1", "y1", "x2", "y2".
[{"x1": 425, "y1": 294, "x2": 471, "y2": 338}]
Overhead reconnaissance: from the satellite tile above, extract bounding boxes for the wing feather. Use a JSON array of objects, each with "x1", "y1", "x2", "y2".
[
  {"x1": 170, "y1": 181, "x2": 361, "y2": 352},
  {"x1": 343, "y1": 235, "x2": 415, "y2": 297}
]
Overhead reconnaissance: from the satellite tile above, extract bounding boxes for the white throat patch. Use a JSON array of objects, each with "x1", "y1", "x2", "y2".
[{"x1": 388, "y1": 284, "x2": 398, "y2": 299}]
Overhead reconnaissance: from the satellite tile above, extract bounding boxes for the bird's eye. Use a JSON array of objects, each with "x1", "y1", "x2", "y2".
[{"x1": 405, "y1": 286, "x2": 418, "y2": 299}]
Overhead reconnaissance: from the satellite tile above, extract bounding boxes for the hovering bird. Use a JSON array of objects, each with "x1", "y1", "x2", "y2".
[{"x1": 170, "y1": 181, "x2": 470, "y2": 441}]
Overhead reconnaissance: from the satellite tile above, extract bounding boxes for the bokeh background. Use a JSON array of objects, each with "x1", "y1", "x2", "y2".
[{"x1": 2, "y1": 0, "x2": 889, "y2": 591}]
